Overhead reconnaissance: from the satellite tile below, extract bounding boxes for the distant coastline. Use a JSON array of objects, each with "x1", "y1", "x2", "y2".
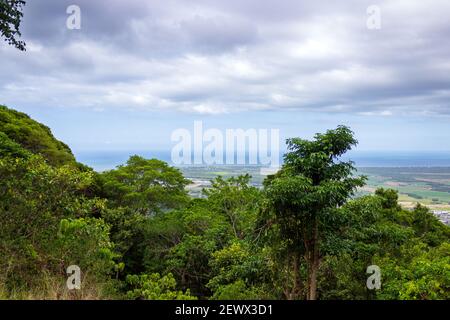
[{"x1": 75, "y1": 149, "x2": 450, "y2": 172}]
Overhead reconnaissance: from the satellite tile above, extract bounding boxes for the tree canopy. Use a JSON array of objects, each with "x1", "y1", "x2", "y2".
[{"x1": 263, "y1": 126, "x2": 366, "y2": 299}]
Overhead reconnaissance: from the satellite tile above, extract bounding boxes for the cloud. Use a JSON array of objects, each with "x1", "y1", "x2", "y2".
[{"x1": 1, "y1": 0, "x2": 450, "y2": 117}]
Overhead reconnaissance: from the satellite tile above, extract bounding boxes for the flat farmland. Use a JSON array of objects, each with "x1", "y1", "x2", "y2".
[
  {"x1": 181, "y1": 166, "x2": 450, "y2": 210},
  {"x1": 357, "y1": 167, "x2": 450, "y2": 210}
]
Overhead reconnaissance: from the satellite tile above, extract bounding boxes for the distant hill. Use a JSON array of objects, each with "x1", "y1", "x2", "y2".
[{"x1": 0, "y1": 105, "x2": 76, "y2": 166}]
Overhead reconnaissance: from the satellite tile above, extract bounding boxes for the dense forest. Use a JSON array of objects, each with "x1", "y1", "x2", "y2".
[{"x1": 0, "y1": 105, "x2": 449, "y2": 300}]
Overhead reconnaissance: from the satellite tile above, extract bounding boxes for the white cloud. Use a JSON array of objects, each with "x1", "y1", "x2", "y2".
[{"x1": 1, "y1": 0, "x2": 450, "y2": 117}]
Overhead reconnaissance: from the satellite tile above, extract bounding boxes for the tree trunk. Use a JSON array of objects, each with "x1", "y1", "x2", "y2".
[
  {"x1": 286, "y1": 252, "x2": 302, "y2": 300},
  {"x1": 292, "y1": 252, "x2": 302, "y2": 299},
  {"x1": 307, "y1": 218, "x2": 319, "y2": 300},
  {"x1": 302, "y1": 224, "x2": 311, "y2": 300}
]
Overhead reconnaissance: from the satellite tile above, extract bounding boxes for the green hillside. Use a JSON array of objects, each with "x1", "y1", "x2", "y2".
[{"x1": 0, "y1": 105, "x2": 76, "y2": 166}]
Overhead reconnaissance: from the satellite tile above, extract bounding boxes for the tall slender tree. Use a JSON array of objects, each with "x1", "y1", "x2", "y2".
[{"x1": 263, "y1": 126, "x2": 366, "y2": 300}]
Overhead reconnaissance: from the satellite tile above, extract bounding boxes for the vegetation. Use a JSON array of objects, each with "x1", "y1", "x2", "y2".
[
  {"x1": 263, "y1": 126, "x2": 366, "y2": 299},
  {"x1": 0, "y1": 106, "x2": 449, "y2": 300},
  {"x1": 0, "y1": 0, "x2": 26, "y2": 51},
  {"x1": 0, "y1": 106, "x2": 76, "y2": 166}
]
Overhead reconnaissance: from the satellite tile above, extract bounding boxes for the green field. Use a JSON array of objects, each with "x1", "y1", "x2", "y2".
[
  {"x1": 358, "y1": 167, "x2": 450, "y2": 210},
  {"x1": 181, "y1": 165, "x2": 450, "y2": 210}
]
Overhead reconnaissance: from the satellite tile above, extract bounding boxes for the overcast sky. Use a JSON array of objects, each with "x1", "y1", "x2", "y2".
[{"x1": 1, "y1": 0, "x2": 450, "y2": 154}]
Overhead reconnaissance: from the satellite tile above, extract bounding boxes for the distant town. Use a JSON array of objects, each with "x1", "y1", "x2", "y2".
[{"x1": 432, "y1": 210, "x2": 450, "y2": 225}]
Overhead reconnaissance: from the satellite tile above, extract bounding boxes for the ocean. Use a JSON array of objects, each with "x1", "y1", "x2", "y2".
[{"x1": 75, "y1": 150, "x2": 450, "y2": 172}]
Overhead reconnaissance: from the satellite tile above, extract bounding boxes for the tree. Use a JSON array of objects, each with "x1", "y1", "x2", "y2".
[
  {"x1": 263, "y1": 126, "x2": 366, "y2": 300},
  {"x1": 375, "y1": 242, "x2": 450, "y2": 300},
  {"x1": 96, "y1": 156, "x2": 191, "y2": 283},
  {"x1": 99, "y1": 155, "x2": 191, "y2": 215},
  {"x1": 207, "y1": 241, "x2": 275, "y2": 299},
  {"x1": 0, "y1": 131, "x2": 30, "y2": 158},
  {"x1": 0, "y1": 155, "x2": 115, "y2": 297},
  {"x1": 202, "y1": 174, "x2": 260, "y2": 239},
  {"x1": 317, "y1": 192, "x2": 411, "y2": 300},
  {"x1": 0, "y1": 0, "x2": 26, "y2": 51},
  {"x1": 139, "y1": 175, "x2": 262, "y2": 298},
  {"x1": 375, "y1": 188, "x2": 401, "y2": 210},
  {"x1": 411, "y1": 204, "x2": 450, "y2": 246},
  {"x1": 126, "y1": 273, "x2": 196, "y2": 300}
]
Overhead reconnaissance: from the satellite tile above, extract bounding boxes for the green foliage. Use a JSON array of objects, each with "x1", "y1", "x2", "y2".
[
  {"x1": 0, "y1": 131, "x2": 31, "y2": 158},
  {"x1": 375, "y1": 188, "x2": 401, "y2": 210},
  {"x1": 203, "y1": 174, "x2": 260, "y2": 239},
  {"x1": 136, "y1": 175, "x2": 262, "y2": 298},
  {"x1": 209, "y1": 280, "x2": 265, "y2": 300},
  {"x1": 411, "y1": 204, "x2": 450, "y2": 246},
  {"x1": 126, "y1": 273, "x2": 196, "y2": 300},
  {"x1": 1, "y1": 110, "x2": 449, "y2": 301},
  {"x1": 262, "y1": 126, "x2": 366, "y2": 299},
  {"x1": 0, "y1": 155, "x2": 114, "y2": 295},
  {"x1": 99, "y1": 155, "x2": 190, "y2": 215},
  {"x1": 0, "y1": 105, "x2": 76, "y2": 166},
  {"x1": 318, "y1": 254, "x2": 369, "y2": 300},
  {"x1": 207, "y1": 241, "x2": 275, "y2": 299},
  {"x1": 317, "y1": 189, "x2": 450, "y2": 300},
  {"x1": 99, "y1": 206, "x2": 146, "y2": 271},
  {"x1": 375, "y1": 242, "x2": 450, "y2": 300},
  {"x1": 57, "y1": 217, "x2": 117, "y2": 276},
  {"x1": 96, "y1": 155, "x2": 192, "y2": 281},
  {"x1": 0, "y1": 0, "x2": 26, "y2": 50}
]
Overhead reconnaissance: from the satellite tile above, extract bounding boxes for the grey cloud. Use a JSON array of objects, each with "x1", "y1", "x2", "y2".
[{"x1": 1, "y1": 0, "x2": 450, "y2": 116}]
